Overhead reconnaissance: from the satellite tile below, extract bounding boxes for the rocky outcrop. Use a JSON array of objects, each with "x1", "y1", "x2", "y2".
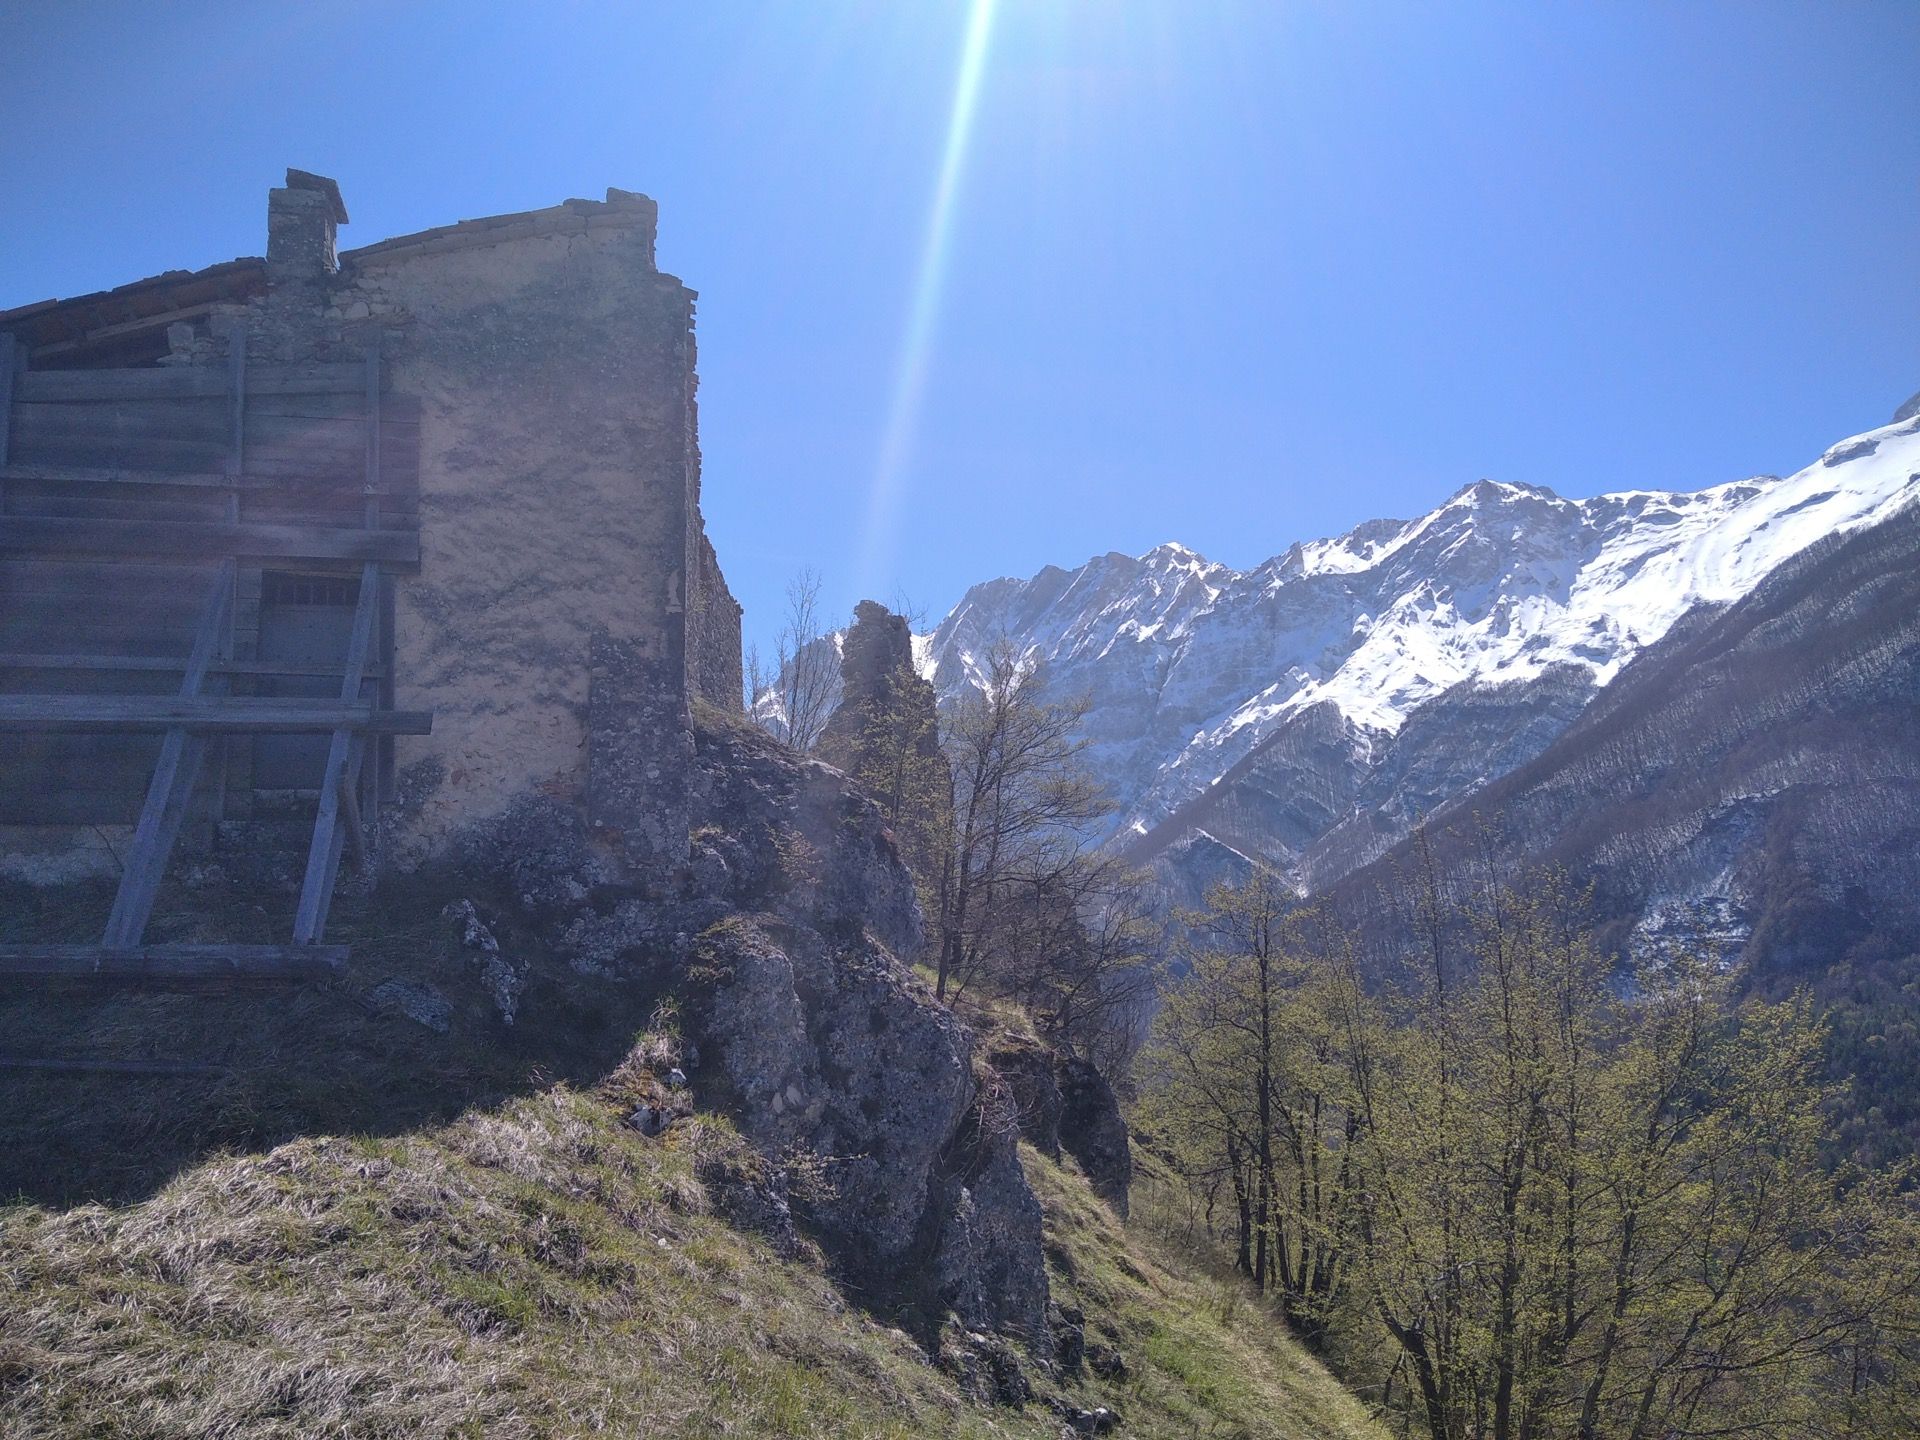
[
  {"x1": 685, "y1": 719, "x2": 923, "y2": 957},
  {"x1": 989, "y1": 1033, "x2": 1067, "y2": 1160},
  {"x1": 449, "y1": 717, "x2": 1050, "y2": 1349},
  {"x1": 817, "y1": 599, "x2": 939, "y2": 769},
  {"x1": 1057, "y1": 1058, "x2": 1133, "y2": 1219},
  {"x1": 989, "y1": 1030, "x2": 1133, "y2": 1218},
  {"x1": 686, "y1": 913, "x2": 1046, "y2": 1341}
]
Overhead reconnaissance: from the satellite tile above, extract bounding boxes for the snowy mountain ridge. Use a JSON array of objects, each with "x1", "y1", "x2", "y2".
[{"x1": 921, "y1": 409, "x2": 1920, "y2": 852}]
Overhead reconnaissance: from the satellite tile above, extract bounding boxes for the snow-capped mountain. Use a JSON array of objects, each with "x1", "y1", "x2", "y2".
[
  {"x1": 922, "y1": 406, "x2": 1920, "y2": 888},
  {"x1": 1326, "y1": 491, "x2": 1920, "y2": 985}
]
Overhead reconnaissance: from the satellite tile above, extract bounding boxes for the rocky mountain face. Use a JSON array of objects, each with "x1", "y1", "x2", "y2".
[
  {"x1": 1328, "y1": 498, "x2": 1920, "y2": 977},
  {"x1": 921, "y1": 408, "x2": 1920, "y2": 906}
]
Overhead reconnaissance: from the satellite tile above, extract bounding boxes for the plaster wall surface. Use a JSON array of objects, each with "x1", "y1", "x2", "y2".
[{"x1": 333, "y1": 213, "x2": 699, "y2": 867}]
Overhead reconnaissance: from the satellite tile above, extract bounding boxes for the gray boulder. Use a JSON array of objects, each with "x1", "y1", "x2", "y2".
[{"x1": 689, "y1": 914, "x2": 1049, "y2": 1344}]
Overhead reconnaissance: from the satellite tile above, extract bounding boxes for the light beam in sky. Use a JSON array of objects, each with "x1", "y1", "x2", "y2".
[{"x1": 856, "y1": 0, "x2": 999, "y2": 601}]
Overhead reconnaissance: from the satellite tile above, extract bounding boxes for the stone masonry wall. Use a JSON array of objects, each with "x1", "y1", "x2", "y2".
[
  {"x1": 689, "y1": 530, "x2": 744, "y2": 712},
  {"x1": 234, "y1": 174, "x2": 740, "y2": 875}
]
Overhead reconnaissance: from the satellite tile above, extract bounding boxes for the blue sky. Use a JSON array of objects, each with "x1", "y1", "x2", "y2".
[{"x1": 4, "y1": 2, "x2": 1917, "y2": 658}]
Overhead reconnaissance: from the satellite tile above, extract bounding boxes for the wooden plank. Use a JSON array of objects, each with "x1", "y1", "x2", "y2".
[
  {"x1": 8, "y1": 433, "x2": 233, "y2": 472},
  {"x1": 0, "y1": 652, "x2": 388, "y2": 679},
  {"x1": 229, "y1": 450, "x2": 365, "y2": 480},
  {"x1": 98, "y1": 734, "x2": 204, "y2": 933},
  {"x1": 244, "y1": 413, "x2": 367, "y2": 448},
  {"x1": 0, "y1": 695, "x2": 432, "y2": 733},
  {"x1": 103, "y1": 560, "x2": 235, "y2": 947},
  {"x1": 0, "y1": 944, "x2": 347, "y2": 982},
  {"x1": 293, "y1": 561, "x2": 380, "y2": 945},
  {"x1": 6, "y1": 493, "x2": 232, "y2": 525},
  {"x1": 10, "y1": 399, "x2": 230, "y2": 445},
  {"x1": 10, "y1": 433, "x2": 232, "y2": 474},
  {"x1": 0, "y1": 516, "x2": 420, "y2": 565},
  {"x1": 2, "y1": 461, "x2": 245, "y2": 491},
  {"x1": 2, "y1": 564, "x2": 210, "y2": 607},
  {"x1": 18, "y1": 363, "x2": 369, "y2": 404},
  {"x1": 0, "y1": 332, "x2": 17, "y2": 468}
]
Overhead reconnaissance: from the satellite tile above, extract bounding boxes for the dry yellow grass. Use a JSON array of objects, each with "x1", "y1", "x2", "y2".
[{"x1": 1, "y1": 1064, "x2": 1388, "y2": 1439}]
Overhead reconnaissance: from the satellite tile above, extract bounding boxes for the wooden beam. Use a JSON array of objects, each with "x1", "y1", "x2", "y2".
[
  {"x1": 294, "y1": 561, "x2": 380, "y2": 945},
  {"x1": 17, "y1": 362, "x2": 369, "y2": 404},
  {"x1": 0, "y1": 695, "x2": 432, "y2": 733},
  {"x1": 103, "y1": 560, "x2": 235, "y2": 947},
  {"x1": 0, "y1": 944, "x2": 347, "y2": 983},
  {"x1": 0, "y1": 515, "x2": 420, "y2": 565},
  {"x1": 0, "y1": 652, "x2": 388, "y2": 679}
]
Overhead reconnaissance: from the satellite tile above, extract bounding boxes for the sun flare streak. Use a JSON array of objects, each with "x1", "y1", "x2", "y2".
[{"x1": 857, "y1": 0, "x2": 998, "y2": 598}]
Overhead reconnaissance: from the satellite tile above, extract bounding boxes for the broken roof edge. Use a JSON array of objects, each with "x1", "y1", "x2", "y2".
[
  {"x1": 0, "y1": 257, "x2": 267, "y2": 342},
  {"x1": 340, "y1": 188, "x2": 660, "y2": 269}
]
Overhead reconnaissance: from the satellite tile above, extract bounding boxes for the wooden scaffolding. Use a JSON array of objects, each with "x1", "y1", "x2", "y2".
[{"x1": 0, "y1": 332, "x2": 431, "y2": 982}]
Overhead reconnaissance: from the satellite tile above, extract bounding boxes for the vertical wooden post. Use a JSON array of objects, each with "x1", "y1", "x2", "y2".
[
  {"x1": 292, "y1": 561, "x2": 380, "y2": 944},
  {"x1": 103, "y1": 560, "x2": 237, "y2": 948}
]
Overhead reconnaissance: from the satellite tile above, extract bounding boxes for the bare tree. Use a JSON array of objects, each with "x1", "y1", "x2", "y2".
[
  {"x1": 749, "y1": 569, "x2": 839, "y2": 752},
  {"x1": 980, "y1": 850, "x2": 1163, "y2": 1076},
  {"x1": 935, "y1": 642, "x2": 1110, "y2": 1001}
]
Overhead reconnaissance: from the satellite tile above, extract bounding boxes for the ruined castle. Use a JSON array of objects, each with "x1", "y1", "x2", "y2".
[{"x1": 0, "y1": 170, "x2": 741, "y2": 967}]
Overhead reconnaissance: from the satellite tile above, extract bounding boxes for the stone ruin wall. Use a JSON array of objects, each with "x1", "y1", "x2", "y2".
[{"x1": 221, "y1": 175, "x2": 743, "y2": 873}]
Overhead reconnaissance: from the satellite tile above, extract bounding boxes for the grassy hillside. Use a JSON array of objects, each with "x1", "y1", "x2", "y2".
[{"x1": 0, "y1": 1054, "x2": 1386, "y2": 1439}]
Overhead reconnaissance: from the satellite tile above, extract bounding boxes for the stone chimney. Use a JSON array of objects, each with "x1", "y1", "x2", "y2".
[{"x1": 267, "y1": 169, "x2": 349, "y2": 285}]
